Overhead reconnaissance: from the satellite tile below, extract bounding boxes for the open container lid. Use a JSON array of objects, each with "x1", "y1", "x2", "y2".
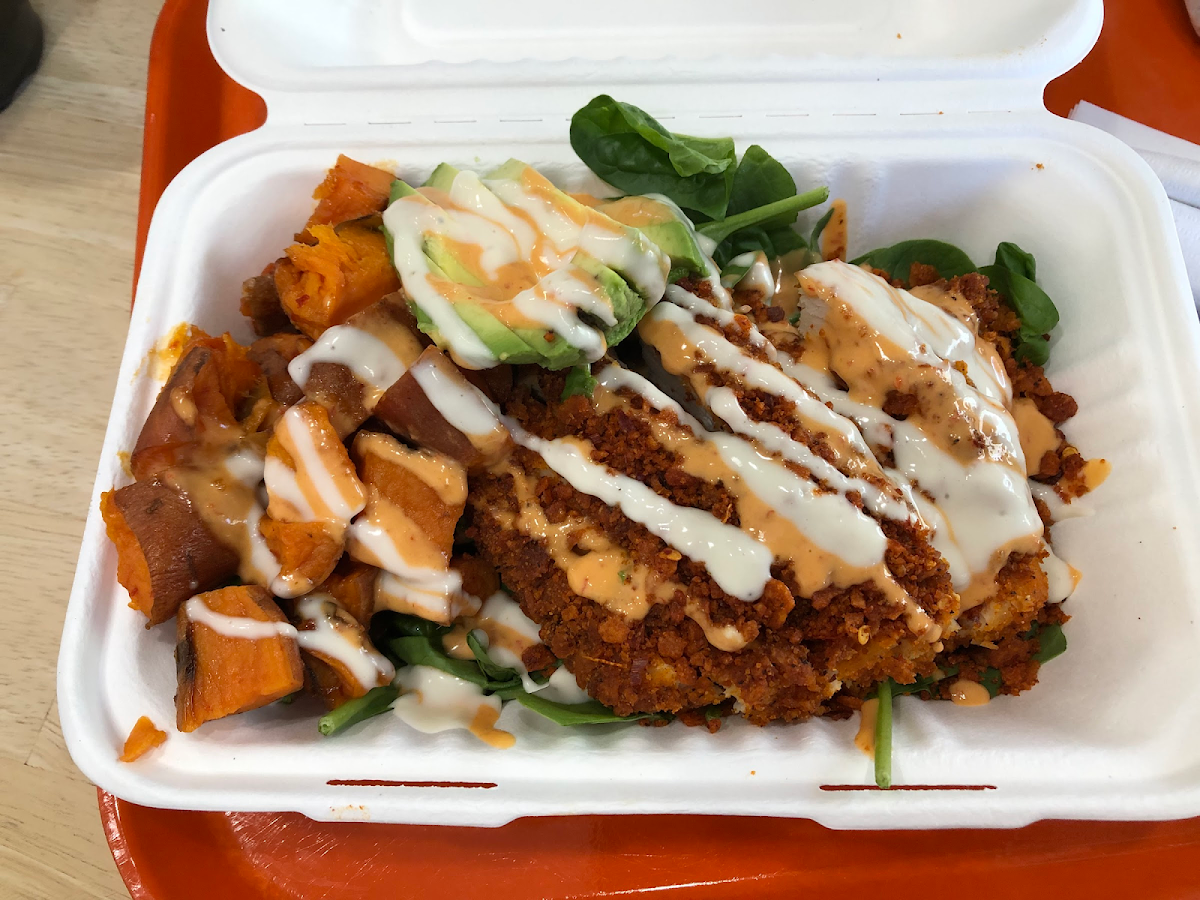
[{"x1": 208, "y1": 0, "x2": 1102, "y2": 125}]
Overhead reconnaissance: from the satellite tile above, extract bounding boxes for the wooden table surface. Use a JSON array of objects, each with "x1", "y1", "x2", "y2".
[{"x1": 0, "y1": 1, "x2": 160, "y2": 897}]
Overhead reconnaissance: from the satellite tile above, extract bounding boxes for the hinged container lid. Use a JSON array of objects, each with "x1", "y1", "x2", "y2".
[{"x1": 208, "y1": 0, "x2": 1102, "y2": 126}]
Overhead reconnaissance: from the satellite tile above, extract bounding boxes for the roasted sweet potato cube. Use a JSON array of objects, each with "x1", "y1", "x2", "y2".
[
  {"x1": 264, "y1": 401, "x2": 365, "y2": 527},
  {"x1": 350, "y1": 431, "x2": 466, "y2": 568},
  {"x1": 274, "y1": 223, "x2": 400, "y2": 339},
  {"x1": 320, "y1": 558, "x2": 378, "y2": 626},
  {"x1": 101, "y1": 483, "x2": 240, "y2": 627},
  {"x1": 303, "y1": 155, "x2": 395, "y2": 238},
  {"x1": 289, "y1": 595, "x2": 392, "y2": 709},
  {"x1": 119, "y1": 716, "x2": 167, "y2": 763},
  {"x1": 258, "y1": 517, "x2": 344, "y2": 599},
  {"x1": 299, "y1": 362, "x2": 370, "y2": 439},
  {"x1": 373, "y1": 346, "x2": 512, "y2": 472},
  {"x1": 131, "y1": 336, "x2": 261, "y2": 481},
  {"x1": 240, "y1": 262, "x2": 297, "y2": 337},
  {"x1": 247, "y1": 332, "x2": 312, "y2": 407},
  {"x1": 175, "y1": 586, "x2": 304, "y2": 732},
  {"x1": 290, "y1": 293, "x2": 426, "y2": 438}
]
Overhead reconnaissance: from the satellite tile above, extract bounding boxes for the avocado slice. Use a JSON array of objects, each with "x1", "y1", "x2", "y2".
[
  {"x1": 385, "y1": 162, "x2": 664, "y2": 370},
  {"x1": 483, "y1": 159, "x2": 668, "y2": 305},
  {"x1": 599, "y1": 195, "x2": 709, "y2": 282},
  {"x1": 423, "y1": 162, "x2": 461, "y2": 193}
]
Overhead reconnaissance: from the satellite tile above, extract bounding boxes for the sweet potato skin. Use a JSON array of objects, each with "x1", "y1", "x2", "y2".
[
  {"x1": 240, "y1": 263, "x2": 297, "y2": 337},
  {"x1": 301, "y1": 361, "x2": 369, "y2": 439},
  {"x1": 288, "y1": 596, "x2": 389, "y2": 709},
  {"x1": 274, "y1": 224, "x2": 400, "y2": 339},
  {"x1": 373, "y1": 348, "x2": 512, "y2": 472},
  {"x1": 119, "y1": 716, "x2": 167, "y2": 762},
  {"x1": 131, "y1": 338, "x2": 261, "y2": 481},
  {"x1": 247, "y1": 332, "x2": 311, "y2": 407},
  {"x1": 175, "y1": 586, "x2": 304, "y2": 732},
  {"x1": 102, "y1": 482, "x2": 240, "y2": 627},
  {"x1": 302, "y1": 155, "x2": 395, "y2": 237}
]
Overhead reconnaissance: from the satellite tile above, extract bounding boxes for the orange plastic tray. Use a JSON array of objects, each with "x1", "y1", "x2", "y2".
[{"x1": 106, "y1": 1, "x2": 1200, "y2": 897}]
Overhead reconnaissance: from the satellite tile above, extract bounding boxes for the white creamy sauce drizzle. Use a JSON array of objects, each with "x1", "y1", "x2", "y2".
[
  {"x1": 410, "y1": 356, "x2": 504, "y2": 437},
  {"x1": 245, "y1": 503, "x2": 283, "y2": 585},
  {"x1": 267, "y1": 405, "x2": 366, "y2": 527},
  {"x1": 1042, "y1": 547, "x2": 1081, "y2": 603},
  {"x1": 500, "y1": 413, "x2": 773, "y2": 602},
  {"x1": 294, "y1": 594, "x2": 395, "y2": 690},
  {"x1": 223, "y1": 444, "x2": 265, "y2": 488},
  {"x1": 485, "y1": 172, "x2": 668, "y2": 304},
  {"x1": 392, "y1": 664, "x2": 505, "y2": 741},
  {"x1": 723, "y1": 251, "x2": 776, "y2": 299},
  {"x1": 786, "y1": 261, "x2": 1044, "y2": 593},
  {"x1": 511, "y1": 268, "x2": 610, "y2": 361},
  {"x1": 470, "y1": 591, "x2": 546, "y2": 693},
  {"x1": 183, "y1": 594, "x2": 393, "y2": 691},
  {"x1": 647, "y1": 298, "x2": 878, "y2": 464},
  {"x1": 383, "y1": 194, "x2": 498, "y2": 369},
  {"x1": 288, "y1": 325, "x2": 408, "y2": 406},
  {"x1": 375, "y1": 570, "x2": 479, "y2": 625},
  {"x1": 594, "y1": 365, "x2": 915, "y2": 618},
  {"x1": 705, "y1": 386, "x2": 912, "y2": 522},
  {"x1": 264, "y1": 455, "x2": 317, "y2": 521},
  {"x1": 541, "y1": 666, "x2": 591, "y2": 704}
]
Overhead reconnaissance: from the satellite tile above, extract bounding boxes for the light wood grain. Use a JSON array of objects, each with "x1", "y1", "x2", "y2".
[{"x1": 0, "y1": 1, "x2": 162, "y2": 897}]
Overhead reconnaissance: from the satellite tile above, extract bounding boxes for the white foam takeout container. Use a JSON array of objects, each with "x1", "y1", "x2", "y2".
[{"x1": 58, "y1": 0, "x2": 1200, "y2": 829}]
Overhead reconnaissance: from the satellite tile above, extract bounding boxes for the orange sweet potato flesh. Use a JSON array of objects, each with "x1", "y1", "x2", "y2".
[
  {"x1": 101, "y1": 483, "x2": 240, "y2": 627},
  {"x1": 175, "y1": 586, "x2": 304, "y2": 733},
  {"x1": 119, "y1": 716, "x2": 167, "y2": 762},
  {"x1": 353, "y1": 437, "x2": 464, "y2": 562},
  {"x1": 373, "y1": 347, "x2": 512, "y2": 473},
  {"x1": 274, "y1": 224, "x2": 400, "y2": 339},
  {"x1": 259, "y1": 517, "x2": 344, "y2": 594},
  {"x1": 291, "y1": 598, "x2": 387, "y2": 709},
  {"x1": 131, "y1": 337, "x2": 261, "y2": 481},
  {"x1": 321, "y1": 558, "x2": 378, "y2": 627},
  {"x1": 302, "y1": 155, "x2": 394, "y2": 239}
]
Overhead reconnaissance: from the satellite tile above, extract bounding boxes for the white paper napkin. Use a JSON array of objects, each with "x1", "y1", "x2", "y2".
[{"x1": 1069, "y1": 101, "x2": 1200, "y2": 310}]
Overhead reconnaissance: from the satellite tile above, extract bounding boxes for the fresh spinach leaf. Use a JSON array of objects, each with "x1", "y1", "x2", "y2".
[
  {"x1": 561, "y1": 364, "x2": 598, "y2": 401},
  {"x1": 1024, "y1": 622, "x2": 1068, "y2": 664},
  {"x1": 994, "y1": 241, "x2": 1037, "y2": 281},
  {"x1": 851, "y1": 239, "x2": 977, "y2": 283},
  {"x1": 697, "y1": 187, "x2": 829, "y2": 247},
  {"x1": 467, "y1": 631, "x2": 524, "y2": 683},
  {"x1": 513, "y1": 692, "x2": 662, "y2": 726},
  {"x1": 1014, "y1": 335, "x2": 1050, "y2": 366},
  {"x1": 570, "y1": 95, "x2": 737, "y2": 219},
  {"x1": 888, "y1": 666, "x2": 960, "y2": 697},
  {"x1": 874, "y1": 679, "x2": 893, "y2": 789},
  {"x1": 726, "y1": 145, "x2": 800, "y2": 226},
  {"x1": 979, "y1": 265, "x2": 1059, "y2": 335},
  {"x1": 979, "y1": 668, "x2": 1004, "y2": 699},
  {"x1": 318, "y1": 686, "x2": 400, "y2": 737},
  {"x1": 808, "y1": 206, "x2": 836, "y2": 257},
  {"x1": 389, "y1": 636, "x2": 493, "y2": 688}
]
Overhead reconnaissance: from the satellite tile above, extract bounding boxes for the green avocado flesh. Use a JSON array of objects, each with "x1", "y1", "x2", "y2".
[
  {"x1": 599, "y1": 196, "x2": 708, "y2": 280},
  {"x1": 383, "y1": 160, "x2": 668, "y2": 370}
]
